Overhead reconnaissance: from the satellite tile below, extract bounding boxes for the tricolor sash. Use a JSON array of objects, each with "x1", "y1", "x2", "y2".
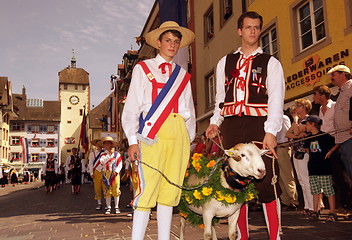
[
  {"x1": 93, "y1": 150, "x2": 104, "y2": 171},
  {"x1": 137, "y1": 61, "x2": 191, "y2": 145}
]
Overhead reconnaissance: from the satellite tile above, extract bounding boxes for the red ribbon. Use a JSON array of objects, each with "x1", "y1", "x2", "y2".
[{"x1": 158, "y1": 62, "x2": 172, "y2": 75}]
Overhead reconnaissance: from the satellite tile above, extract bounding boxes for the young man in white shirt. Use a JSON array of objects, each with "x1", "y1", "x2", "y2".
[{"x1": 122, "y1": 21, "x2": 195, "y2": 239}]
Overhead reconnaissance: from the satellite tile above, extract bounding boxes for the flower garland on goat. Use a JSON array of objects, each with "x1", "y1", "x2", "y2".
[{"x1": 178, "y1": 153, "x2": 258, "y2": 227}]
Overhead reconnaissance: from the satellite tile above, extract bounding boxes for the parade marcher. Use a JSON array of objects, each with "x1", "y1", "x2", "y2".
[
  {"x1": 206, "y1": 11, "x2": 284, "y2": 240},
  {"x1": 122, "y1": 21, "x2": 196, "y2": 239},
  {"x1": 88, "y1": 139, "x2": 105, "y2": 210},
  {"x1": 0, "y1": 167, "x2": 5, "y2": 187},
  {"x1": 43, "y1": 153, "x2": 58, "y2": 193},
  {"x1": 10, "y1": 169, "x2": 18, "y2": 186},
  {"x1": 66, "y1": 147, "x2": 83, "y2": 194},
  {"x1": 58, "y1": 163, "x2": 66, "y2": 188},
  {"x1": 96, "y1": 136, "x2": 123, "y2": 214},
  {"x1": 328, "y1": 65, "x2": 352, "y2": 179},
  {"x1": 277, "y1": 114, "x2": 299, "y2": 210}
]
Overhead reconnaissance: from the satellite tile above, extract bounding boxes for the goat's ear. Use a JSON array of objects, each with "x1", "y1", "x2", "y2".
[{"x1": 225, "y1": 149, "x2": 241, "y2": 161}]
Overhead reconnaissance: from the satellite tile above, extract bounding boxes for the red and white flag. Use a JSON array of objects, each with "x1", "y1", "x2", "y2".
[{"x1": 20, "y1": 137, "x2": 28, "y2": 163}]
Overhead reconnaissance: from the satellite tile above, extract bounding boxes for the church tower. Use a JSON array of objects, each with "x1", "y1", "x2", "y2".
[{"x1": 58, "y1": 50, "x2": 90, "y2": 162}]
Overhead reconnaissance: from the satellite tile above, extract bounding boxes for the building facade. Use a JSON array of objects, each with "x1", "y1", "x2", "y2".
[
  {"x1": 192, "y1": 0, "x2": 243, "y2": 131},
  {"x1": 58, "y1": 54, "x2": 90, "y2": 161},
  {"x1": 0, "y1": 77, "x2": 17, "y2": 165},
  {"x1": 9, "y1": 87, "x2": 60, "y2": 171},
  {"x1": 247, "y1": 0, "x2": 352, "y2": 106},
  {"x1": 192, "y1": 0, "x2": 352, "y2": 132}
]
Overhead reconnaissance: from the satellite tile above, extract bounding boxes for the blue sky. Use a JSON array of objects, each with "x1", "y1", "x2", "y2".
[{"x1": 0, "y1": 0, "x2": 155, "y2": 108}]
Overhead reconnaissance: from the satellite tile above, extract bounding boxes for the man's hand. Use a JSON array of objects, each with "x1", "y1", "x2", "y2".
[
  {"x1": 206, "y1": 124, "x2": 219, "y2": 139},
  {"x1": 128, "y1": 144, "x2": 140, "y2": 162},
  {"x1": 262, "y1": 132, "x2": 278, "y2": 159}
]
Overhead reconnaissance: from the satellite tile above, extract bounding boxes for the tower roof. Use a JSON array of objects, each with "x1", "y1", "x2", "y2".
[{"x1": 58, "y1": 67, "x2": 89, "y2": 85}]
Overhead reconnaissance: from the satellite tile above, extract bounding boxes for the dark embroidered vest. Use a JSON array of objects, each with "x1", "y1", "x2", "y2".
[{"x1": 221, "y1": 52, "x2": 271, "y2": 116}]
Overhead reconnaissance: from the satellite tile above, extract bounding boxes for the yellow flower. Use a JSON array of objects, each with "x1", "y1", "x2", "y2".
[
  {"x1": 180, "y1": 212, "x2": 188, "y2": 218},
  {"x1": 185, "y1": 196, "x2": 193, "y2": 204},
  {"x1": 224, "y1": 194, "x2": 237, "y2": 203},
  {"x1": 201, "y1": 187, "x2": 213, "y2": 196},
  {"x1": 245, "y1": 193, "x2": 255, "y2": 201},
  {"x1": 215, "y1": 191, "x2": 225, "y2": 201},
  {"x1": 185, "y1": 171, "x2": 189, "y2": 177},
  {"x1": 193, "y1": 190, "x2": 203, "y2": 200},
  {"x1": 199, "y1": 224, "x2": 205, "y2": 229},
  {"x1": 206, "y1": 160, "x2": 216, "y2": 168},
  {"x1": 191, "y1": 153, "x2": 203, "y2": 161},
  {"x1": 192, "y1": 161, "x2": 201, "y2": 172}
]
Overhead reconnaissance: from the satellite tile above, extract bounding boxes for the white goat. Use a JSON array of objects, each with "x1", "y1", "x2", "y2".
[{"x1": 179, "y1": 143, "x2": 266, "y2": 240}]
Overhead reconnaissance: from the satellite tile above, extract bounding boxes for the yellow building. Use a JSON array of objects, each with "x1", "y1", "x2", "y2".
[
  {"x1": 192, "y1": 0, "x2": 243, "y2": 131},
  {"x1": 247, "y1": 0, "x2": 352, "y2": 106},
  {"x1": 0, "y1": 77, "x2": 17, "y2": 165},
  {"x1": 58, "y1": 53, "x2": 90, "y2": 162},
  {"x1": 192, "y1": 0, "x2": 352, "y2": 131}
]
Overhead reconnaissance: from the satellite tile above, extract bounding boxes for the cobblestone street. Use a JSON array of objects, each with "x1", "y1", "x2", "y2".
[{"x1": 0, "y1": 181, "x2": 351, "y2": 240}]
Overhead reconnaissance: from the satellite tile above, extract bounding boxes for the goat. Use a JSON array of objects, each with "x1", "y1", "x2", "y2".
[{"x1": 179, "y1": 143, "x2": 266, "y2": 240}]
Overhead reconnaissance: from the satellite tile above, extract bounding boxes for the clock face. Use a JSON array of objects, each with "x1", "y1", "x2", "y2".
[{"x1": 69, "y1": 95, "x2": 80, "y2": 105}]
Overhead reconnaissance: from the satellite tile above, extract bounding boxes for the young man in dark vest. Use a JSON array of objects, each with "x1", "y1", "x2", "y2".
[{"x1": 206, "y1": 11, "x2": 285, "y2": 240}]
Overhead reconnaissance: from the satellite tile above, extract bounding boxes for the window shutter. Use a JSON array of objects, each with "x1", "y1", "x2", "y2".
[
  {"x1": 40, "y1": 139, "x2": 46, "y2": 147},
  {"x1": 27, "y1": 125, "x2": 32, "y2": 132},
  {"x1": 54, "y1": 153, "x2": 58, "y2": 160},
  {"x1": 21, "y1": 124, "x2": 25, "y2": 131},
  {"x1": 42, "y1": 125, "x2": 47, "y2": 133},
  {"x1": 54, "y1": 139, "x2": 58, "y2": 146},
  {"x1": 54, "y1": 125, "x2": 58, "y2": 132}
]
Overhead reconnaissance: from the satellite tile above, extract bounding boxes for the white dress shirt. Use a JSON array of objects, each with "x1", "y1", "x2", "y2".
[
  {"x1": 210, "y1": 47, "x2": 285, "y2": 136},
  {"x1": 319, "y1": 99, "x2": 335, "y2": 134},
  {"x1": 276, "y1": 115, "x2": 291, "y2": 144},
  {"x1": 122, "y1": 54, "x2": 196, "y2": 145}
]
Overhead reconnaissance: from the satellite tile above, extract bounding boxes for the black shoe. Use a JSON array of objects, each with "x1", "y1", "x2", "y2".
[
  {"x1": 286, "y1": 204, "x2": 298, "y2": 211},
  {"x1": 96, "y1": 204, "x2": 102, "y2": 210}
]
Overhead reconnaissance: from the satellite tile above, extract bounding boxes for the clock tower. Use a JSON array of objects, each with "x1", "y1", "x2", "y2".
[{"x1": 58, "y1": 50, "x2": 90, "y2": 162}]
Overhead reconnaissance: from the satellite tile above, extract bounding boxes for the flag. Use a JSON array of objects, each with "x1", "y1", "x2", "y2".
[
  {"x1": 109, "y1": 97, "x2": 117, "y2": 132},
  {"x1": 158, "y1": 0, "x2": 189, "y2": 70},
  {"x1": 79, "y1": 107, "x2": 89, "y2": 152},
  {"x1": 20, "y1": 137, "x2": 28, "y2": 163},
  {"x1": 159, "y1": 0, "x2": 187, "y2": 27}
]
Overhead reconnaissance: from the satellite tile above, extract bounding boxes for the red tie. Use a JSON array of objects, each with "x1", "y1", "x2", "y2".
[{"x1": 158, "y1": 62, "x2": 172, "y2": 76}]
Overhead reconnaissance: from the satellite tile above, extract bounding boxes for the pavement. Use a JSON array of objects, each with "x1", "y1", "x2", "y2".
[{"x1": 0, "y1": 181, "x2": 351, "y2": 240}]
